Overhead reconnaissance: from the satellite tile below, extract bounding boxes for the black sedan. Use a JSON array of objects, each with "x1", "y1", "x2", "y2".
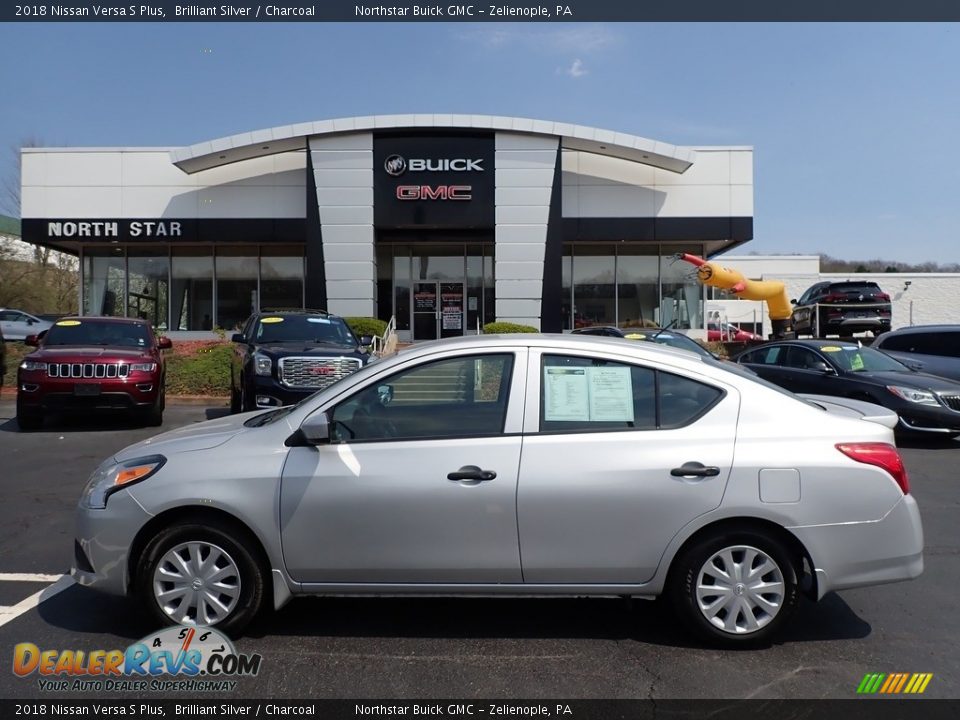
[{"x1": 735, "y1": 339, "x2": 960, "y2": 437}]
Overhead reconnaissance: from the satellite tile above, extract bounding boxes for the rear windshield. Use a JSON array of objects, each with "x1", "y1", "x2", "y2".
[
  {"x1": 254, "y1": 315, "x2": 357, "y2": 346},
  {"x1": 829, "y1": 282, "x2": 881, "y2": 291},
  {"x1": 43, "y1": 320, "x2": 151, "y2": 348}
]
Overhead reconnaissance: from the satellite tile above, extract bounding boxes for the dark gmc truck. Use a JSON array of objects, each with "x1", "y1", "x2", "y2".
[{"x1": 230, "y1": 310, "x2": 374, "y2": 412}]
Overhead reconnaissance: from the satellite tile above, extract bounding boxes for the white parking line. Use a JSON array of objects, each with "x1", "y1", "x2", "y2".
[
  {"x1": 0, "y1": 572, "x2": 64, "y2": 583},
  {"x1": 0, "y1": 575, "x2": 75, "y2": 628}
]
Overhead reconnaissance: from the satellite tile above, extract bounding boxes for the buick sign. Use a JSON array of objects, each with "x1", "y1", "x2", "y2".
[{"x1": 384, "y1": 155, "x2": 407, "y2": 177}]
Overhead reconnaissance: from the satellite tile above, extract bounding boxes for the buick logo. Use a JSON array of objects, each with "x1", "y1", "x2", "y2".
[{"x1": 384, "y1": 155, "x2": 407, "y2": 177}]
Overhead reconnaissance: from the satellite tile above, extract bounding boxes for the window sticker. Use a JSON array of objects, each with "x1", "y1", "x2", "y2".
[
  {"x1": 261, "y1": 317, "x2": 284, "y2": 324},
  {"x1": 850, "y1": 353, "x2": 865, "y2": 371},
  {"x1": 543, "y1": 367, "x2": 590, "y2": 421},
  {"x1": 820, "y1": 346, "x2": 841, "y2": 352},
  {"x1": 543, "y1": 365, "x2": 635, "y2": 423},
  {"x1": 625, "y1": 333, "x2": 646, "y2": 340},
  {"x1": 55, "y1": 320, "x2": 81, "y2": 326},
  {"x1": 307, "y1": 317, "x2": 331, "y2": 324}
]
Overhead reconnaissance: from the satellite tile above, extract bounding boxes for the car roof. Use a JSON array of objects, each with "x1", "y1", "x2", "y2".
[
  {"x1": 256, "y1": 308, "x2": 332, "y2": 316},
  {"x1": 878, "y1": 324, "x2": 960, "y2": 335}
]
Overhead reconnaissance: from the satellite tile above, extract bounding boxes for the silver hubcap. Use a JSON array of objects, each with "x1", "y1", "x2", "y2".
[
  {"x1": 153, "y1": 541, "x2": 241, "y2": 626},
  {"x1": 695, "y1": 544, "x2": 785, "y2": 635}
]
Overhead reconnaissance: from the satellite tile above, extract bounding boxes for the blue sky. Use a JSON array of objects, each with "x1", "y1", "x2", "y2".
[{"x1": 1, "y1": 22, "x2": 958, "y2": 263}]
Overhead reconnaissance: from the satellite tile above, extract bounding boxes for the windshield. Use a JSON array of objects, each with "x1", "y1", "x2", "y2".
[
  {"x1": 254, "y1": 315, "x2": 357, "y2": 346},
  {"x1": 620, "y1": 329, "x2": 713, "y2": 358},
  {"x1": 822, "y1": 345, "x2": 909, "y2": 373},
  {"x1": 42, "y1": 320, "x2": 151, "y2": 348}
]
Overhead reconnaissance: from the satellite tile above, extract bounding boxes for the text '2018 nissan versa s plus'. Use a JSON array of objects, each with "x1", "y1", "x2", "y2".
[{"x1": 72, "y1": 335, "x2": 923, "y2": 647}]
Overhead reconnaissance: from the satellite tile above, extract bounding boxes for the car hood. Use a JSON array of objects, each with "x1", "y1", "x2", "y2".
[
  {"x1": 31, "y1": 347, "x2": 152, "y2": 360},
  {"x1": 798, "y1": 394, "x2": 899, "y2": 429},
  {"x1": 113, "y1": 411, "x2": 259, "y2": 461},
  {"x1": 857, "y1": 370, "x2": 960, "y2": 392},
  {"x1": 253, "y1": 343, "x2": 365, "y2": 357}
]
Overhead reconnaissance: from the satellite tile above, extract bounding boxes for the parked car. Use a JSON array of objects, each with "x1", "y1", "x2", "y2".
[
  {"x1": 791, "y1": 281, "x2": 891, "y2": 337},
  {"x1": 230, "y1": 309, "x2": 373, "y2": 412},
  {"x1": 873, "y1": 325, "x2": 960, "y2": 383},
  {"x1": 707, "y1": 322, "x2": 760, "y2": 342},
  {"x1": 735, "y1": 339, "x2": 960, "y2": 437},
  {"x1": 73, "y1": 334, "x2": 922, "y2": 646},
  {"x1": 0, "y1": 308, "x2": 53, "y2": 341},
  {"x1": 16, "y1": 317, "x2": 171, "y2": 430},
  {"x1": 572, "y1": 325, "x2": 716, "y2": 359}
]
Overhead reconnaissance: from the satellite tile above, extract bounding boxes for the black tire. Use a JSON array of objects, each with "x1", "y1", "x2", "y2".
[
  {"x1": 136, "y1": 520, "x2": 267, "y2": 637},
  {"x1": 16, "y1": 397, "x2": 43, "y2": 431},
  {"x1": 143, "y1": 390, "x2": 165, "y2": 427},
  {"x1": 230, "y1": 380, "x2": 241, "y2": 414},
  {"x1": 668, "y1": 527, "x2": 800, "y2": 648}
]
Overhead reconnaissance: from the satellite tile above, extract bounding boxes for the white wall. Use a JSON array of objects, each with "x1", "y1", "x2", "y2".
[
  {"x1": 561, "y1": 147, "x2": 752, "y2": 218},
  {"x1": 21, "y1": 149, "x2": 306, "y2": 219}
]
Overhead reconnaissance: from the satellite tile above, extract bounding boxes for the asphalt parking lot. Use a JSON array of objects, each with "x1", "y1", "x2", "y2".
[{"x1": 0, "y1": 400, "x2": 956, "y2": 700}]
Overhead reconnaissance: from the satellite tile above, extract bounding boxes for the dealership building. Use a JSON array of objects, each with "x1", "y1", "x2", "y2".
[{"x1": 20, "y1": 115, "x2": 754, "y2": 340}]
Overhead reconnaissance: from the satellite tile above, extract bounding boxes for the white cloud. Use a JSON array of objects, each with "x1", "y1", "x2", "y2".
[
  {"x1": 565, "y1": 59, "x2": 588, "y2": 78},
  {"x1": 456, "y1": 25, "x2": 619, "y2": 54}
]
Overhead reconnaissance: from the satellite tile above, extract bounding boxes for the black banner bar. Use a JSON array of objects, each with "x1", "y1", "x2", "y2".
[
  {"x1": 5, "y1": 1, "x2": 960, "y2": 22},
  {"x1": 1, "y1": 699, "x2": 958, "y2": 720}
]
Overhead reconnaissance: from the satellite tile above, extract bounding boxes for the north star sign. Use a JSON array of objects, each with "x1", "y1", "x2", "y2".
[{"x1": 47, "y1": 221, "x2": 182, "y2": 238}]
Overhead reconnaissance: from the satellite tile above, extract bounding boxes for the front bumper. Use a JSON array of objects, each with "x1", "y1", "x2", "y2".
[
  {"x1": 18, "y1": 373, "x2": 161, "y2": 411},
  {"x1": 894, "y1": 402, "x2": 960, "y2": 433},
  {"x1": 249, "y1": 375, "x2": 316, "y2": 408},
  {"x1": 790, "y1": 494, "x2": 923, "y2": 599},
  {"x1": 71, "y1": 489, "x2": 153, "y2": 597}
]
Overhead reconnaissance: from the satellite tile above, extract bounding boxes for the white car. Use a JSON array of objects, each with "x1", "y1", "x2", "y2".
[
  {"x1": 73, "y1": 335, "x2": 923, "y2": 646},
  {"x1": 0, "y1": 308, "x2": 53, "y2": 341}
]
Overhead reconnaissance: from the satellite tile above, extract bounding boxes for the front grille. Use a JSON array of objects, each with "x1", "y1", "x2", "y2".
[
  {"x1": 278, "y1": 357, "x2": 362, "y2": 390},
  {"x1": 939, "y1": 393, "x2": 960, "y2": 412},
  {"x1": 48, "y1": 363, "x2": 129, "y2": 379}
]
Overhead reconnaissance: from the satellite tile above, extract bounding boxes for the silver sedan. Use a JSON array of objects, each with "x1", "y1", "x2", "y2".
[{"x1": 72, "y1": 334, "x2": 923, "y2": 646}]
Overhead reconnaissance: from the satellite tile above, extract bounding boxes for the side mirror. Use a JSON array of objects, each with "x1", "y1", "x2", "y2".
[
  {"x1": 299, "y1": 411, "x2": 331, "y2": 445},
  {"x1": 812, "y1": 362, "x2": 834, "y2": 374},
  {"x1": 360, "y1": 335, "x2": 374, "y2": 347},
  {"x1": 790, "y1": 299, "x2": 797, "y2": 305},
  {"x1": 157, "y1": 337, "x2": 173, "y2": 350},
  {"x1": 905, "y1": 360, "x2": 924, "y2": 371},
  {"x1": 26, "y1": 318, "x2": 37, "y2": 325},
  {"x1": 231, "y1": 333, "x2": 245, "y2": 343},
  {"x1": 24, "y1": 335, "x2": 39, "y2": 347}
]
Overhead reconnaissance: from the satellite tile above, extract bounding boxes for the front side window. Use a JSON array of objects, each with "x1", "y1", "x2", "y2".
[
  {"x1": 740, "y1": 346, "x2": 785, "y2": 365},
  {"x1": 330, "y1": 354, "x2": 514, "y2": 443},
  {"x1": 539, "y1": 355, "x2": 722, "y2": 433}
]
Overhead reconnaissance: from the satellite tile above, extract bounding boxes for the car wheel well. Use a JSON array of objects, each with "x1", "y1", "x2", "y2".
[
  {"x1": 128, "y1": 506, "x2": 272, "y2": 597},
  {"x1": 667, "y1": 517, "x2": 816, "y2": 600}
]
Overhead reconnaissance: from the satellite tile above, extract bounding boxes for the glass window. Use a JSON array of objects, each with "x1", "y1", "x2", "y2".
[
  {"x1": 783, "y1": 346, "x2": 827, "y2": 370},
  {"x1": 330, "y1": 354, "x2": 514, "y2": 443},
  {"x1": 393, "y1": 247, "x2": 411, "y2": 332},
  {"x1": 616, "y1": 253, "x2": 659, "y2": 328},
  {"x1": 83, "y1": 247, "x2": 125, "y2": 316},
  {"x1": 43, "y1": 319, "x2": 150, "y2": 348},
  {"x1": 823, "y1": 346, "x2": 908, "y2": 373},
  {"x1": 660, "y1": 248, "x2": 704, "y2": 329},
  {"x1": 261, "y1": 245, "x2": 304, "y2": 310},
  {"x1": 572, "y1": 247, "x2": 616, "y2": 327},
  {"x1": 740, "y1": 346, "x2": 785, "y2": 365},
  {"x1": 561, "y1": 251, "x2": 573, "y2": 329},
  {"x1": 171, "y1": 247, "x2": 213, "y2": 331},
  {"x1": 539, "y1": 355, "x2": 722, "y2": 433},
  {"x1": 216, "y1": 248, "x2": 258, "y2": 330},
  {"x1": 127, "y1": 248, "x2": 169, "y2": 330}
]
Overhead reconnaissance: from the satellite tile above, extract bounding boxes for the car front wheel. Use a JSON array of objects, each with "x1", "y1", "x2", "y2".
[
  {"x1": 136, "y1": 521, "x2": 266, "y2": 637},
  {"x1": 669, "y1": 528, "x2": 800, "y2": 647},
  {"x1": 16, "y1": 396, "x2": 43, "y2": 431}
]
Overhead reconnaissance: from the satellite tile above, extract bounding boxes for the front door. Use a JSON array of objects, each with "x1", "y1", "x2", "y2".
[
  {"x1": 440, "y1": 282, "x2": 465, "y2": 339},
  {"x1": 413, "y1": 282, "x2": 439, "y2": 340}
]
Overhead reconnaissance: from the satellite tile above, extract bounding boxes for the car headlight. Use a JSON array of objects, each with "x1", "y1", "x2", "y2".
[
  {"x1": 80, "y1": 455, "x2": 166, "y2": 510},
  {"x1": 254, "y1": 353, "x2": 272, "y2": 376},
  {"x1": 886, "y1": 385, "x2": 939, "y2": 406},
  {"x1": 20, "y1": 360, "x2": 48, "y2": 372},
  {"x1": 129, "y1": 362, "x2": 157, "y2": 372}
]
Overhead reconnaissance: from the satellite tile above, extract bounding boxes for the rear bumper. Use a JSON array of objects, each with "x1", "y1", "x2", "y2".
[{"x1": 790, "y1": 494, "x2": 923, "y2": 599}]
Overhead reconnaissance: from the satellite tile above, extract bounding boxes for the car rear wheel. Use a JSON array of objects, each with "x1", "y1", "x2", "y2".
[
  {"x1": 136, "y1": 521, "x2": 266, "y2": 637},
  {"x1": 15, "y1": 397, "x2": 43, "y2": 431},
  {"x1": 668, "y1": 528, "x2": 800, "y2": 647}
]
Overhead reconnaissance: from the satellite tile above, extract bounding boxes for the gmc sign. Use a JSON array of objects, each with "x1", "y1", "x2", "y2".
[{"x1": 397, "y1": 185, "x2": 472, "y2": 200}]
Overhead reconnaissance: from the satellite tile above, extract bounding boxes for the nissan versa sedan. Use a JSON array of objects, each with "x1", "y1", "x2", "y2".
[
  {"x1": 736, "y1": 339, "x2": 960, "y2": 437},
  {"x1": 72, "y1": 335, "x2": 923, "y2": 647}
]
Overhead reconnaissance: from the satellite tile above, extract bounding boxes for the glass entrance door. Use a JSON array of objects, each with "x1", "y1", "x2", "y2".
[{"x1": 413, "y1": 282, "x2": 440, "y2": 340}]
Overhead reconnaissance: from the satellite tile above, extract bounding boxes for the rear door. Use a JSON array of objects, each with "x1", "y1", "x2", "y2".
[{"x1": 516, "y1": 349, "x2": 739, "y2": 584}]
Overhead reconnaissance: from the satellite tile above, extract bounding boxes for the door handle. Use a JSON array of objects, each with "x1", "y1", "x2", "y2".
[
  {"x1": 447, "y1": 465, "x2": 497, "y2": 482},
  {"x1": 670, "y1": 462, "x2": 721, "y2": 478}
]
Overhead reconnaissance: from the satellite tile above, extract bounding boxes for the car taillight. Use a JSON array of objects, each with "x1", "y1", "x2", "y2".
[
  {"x1": 822, "y1": 293, "x2": 846, "y2": 302},
  {"x1": 835, "y1": 442, "x2": 909, "y2": 494},
  {"x1": 875, "y1": 292, "x2": 890, "y2": 301}
]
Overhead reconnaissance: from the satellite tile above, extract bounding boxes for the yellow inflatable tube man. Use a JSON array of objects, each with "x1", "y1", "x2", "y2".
[{"x1": 677, "y1": 253, "x2": 793, "y2": 337}]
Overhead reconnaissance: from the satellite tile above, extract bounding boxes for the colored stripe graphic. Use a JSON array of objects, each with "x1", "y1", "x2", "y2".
[{"x1": 857, "y1": 673, "x2": 932, "y2": 694}]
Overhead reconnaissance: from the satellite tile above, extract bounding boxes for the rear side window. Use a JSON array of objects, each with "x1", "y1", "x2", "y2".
[
  {"x1": 880, "y1": 331, "x2": 960, "y2": 358},
  {"x1": 539, "y1": 355, "x2": 722, "y2": 433}
]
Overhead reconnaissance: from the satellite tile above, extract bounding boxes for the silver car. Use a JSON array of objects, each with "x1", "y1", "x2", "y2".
[
  {"x1": 72, "y1": 335, "x2": 923, "y2": 646},
  {"x1": 0, "y1": 308, "x2": 53, "y2": 341}
]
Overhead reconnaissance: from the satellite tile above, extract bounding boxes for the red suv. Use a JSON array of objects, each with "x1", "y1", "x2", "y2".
[{"x1": 16, "y1": 317, "x2": 171, "y2": 431}]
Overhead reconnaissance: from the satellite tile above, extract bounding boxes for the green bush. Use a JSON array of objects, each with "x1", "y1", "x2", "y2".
[
  {"x1": 165, "y1": 343, "x2": 233, "y2": 396},
  {"x1": 483, "y1": 322, "x2": 539, "y2": 334},
  {"x1": 2, "y1": 343, "x2": 32, "y2": 389},
  {"x1": 344, "y1": 317, "x2": 387, "y2": 338}
]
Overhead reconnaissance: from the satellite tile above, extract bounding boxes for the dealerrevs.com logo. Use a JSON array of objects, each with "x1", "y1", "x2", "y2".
[{"x1": 13, "y1": 626, "x2": 262, "y2": 692}]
